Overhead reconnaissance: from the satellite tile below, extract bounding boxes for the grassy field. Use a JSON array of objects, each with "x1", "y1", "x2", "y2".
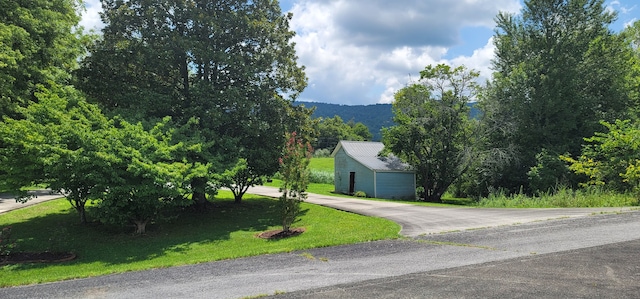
[
  {"x1": 309, "y1": 157, "x2": 334, "y2": 172},
  {"x1": 0, "y1": 191, "x2": 400, "y2": 287}
]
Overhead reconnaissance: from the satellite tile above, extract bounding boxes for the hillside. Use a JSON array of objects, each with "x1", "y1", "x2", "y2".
[
  {"x1": 296, "y1": 102, "x2": 393, "y2": 141},
  {"x1": 295, "y1": 101, "x2": 481, "y2": 141}
]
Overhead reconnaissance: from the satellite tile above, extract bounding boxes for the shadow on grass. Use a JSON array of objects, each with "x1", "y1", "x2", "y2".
[{"x1": 1, "y1": 196, "x2": 299, "y2": 270}]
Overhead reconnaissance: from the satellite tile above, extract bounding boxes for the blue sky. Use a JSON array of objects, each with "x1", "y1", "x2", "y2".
[{"x1": 79, "y1": 0, "x2": 640, "y2": 106}]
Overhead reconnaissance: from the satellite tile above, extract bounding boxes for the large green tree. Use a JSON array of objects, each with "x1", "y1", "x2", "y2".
[
  {"x1": 383, "y1": 64, "x2": 478, "y2": 202},
  {"x1": 481, "y1": 0, "x2": 636, "y2": 193},
  {"x1": 0, "y1": 84, "x2": 189, "y2": 227},
  {"x1": 621, "y1": 20, "x2": 640, "y2": 116},
  {"x1": 0, "y1": 0, "x2": 82, "y2": 118},
  {"x1": 76, "y1": 0, "x2": 307, "y2": 208},
  {"x1": 29, "y1": 87, "x2": 113, "y2": 224},
  {"x1": 95, "y1": 119, "x2": 190, "y2": 234}
]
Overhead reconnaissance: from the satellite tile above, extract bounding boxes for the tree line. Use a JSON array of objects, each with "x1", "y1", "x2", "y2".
[{"x1": 384, "y1": 0, "x2": 640, "y2": 202}]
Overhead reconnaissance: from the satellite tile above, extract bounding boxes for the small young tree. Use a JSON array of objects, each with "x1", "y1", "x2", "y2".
[
  {"x1": 278, "y1": 132, "x2": 312, "y2": 232},
  {"x1": 217, "y1": 159, "x2": 262, "y2": 204}
]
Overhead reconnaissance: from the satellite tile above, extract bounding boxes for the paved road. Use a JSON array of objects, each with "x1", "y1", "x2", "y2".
[
  {"x1": 0, "y1": 190, "x2": 63, "y2": 214},
  {"x1": 2, "y1": 187, "x2": 640, "y2": 298},
  {"x1": 248, "y1": 186, "x2": 635, "y2": 237},
  {"x1": 1, "y1": 210, "x2": 639, "y2": 298}
]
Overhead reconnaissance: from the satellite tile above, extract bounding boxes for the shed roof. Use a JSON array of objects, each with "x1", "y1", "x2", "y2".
[{"x1": 331, "y1": 141, "x2": 412, "y2": 172}]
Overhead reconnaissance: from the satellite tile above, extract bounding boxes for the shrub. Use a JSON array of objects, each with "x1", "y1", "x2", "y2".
[
  {"x1": 528, "y1": 149, "x2": 573, "y2": 194},
  {"x1": 353, "y1": 191, "x2": 367, "y2": 198},
  {"x1": 313, "y1": 148, "x2": 332, "y2": 158},
  {"x1": 309, "y1": 170, "x2": 334, "y2": 184}
]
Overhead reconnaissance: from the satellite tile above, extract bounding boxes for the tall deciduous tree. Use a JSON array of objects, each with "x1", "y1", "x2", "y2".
[
  {"x1": 481, "y1": 0, "x2": 636, "y2": 193},
  {"x1": 383, "y1": 64, "x2": 478, "y2": 202},
  {"x1": 76, "y1": 0, "x2": 307, "y2": 209},
  {"x1": 0, "y1": 0, "x2": 82, "y2": 118},
  {"x1": 621, "y1": 20, "x2": 640, "y2": 116}
]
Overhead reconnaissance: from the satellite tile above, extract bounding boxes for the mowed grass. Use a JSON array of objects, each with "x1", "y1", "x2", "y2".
[
  {"x1": 0, "y1": 191, "x2": 400, "y2": 287},
  {"x1": 309, "y1": 157, "x2": 334, "y2": 172}
]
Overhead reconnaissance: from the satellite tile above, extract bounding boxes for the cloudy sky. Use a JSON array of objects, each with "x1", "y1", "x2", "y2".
[{"x1": 79, "y1": 0, "x2": 640, "y2": 106}]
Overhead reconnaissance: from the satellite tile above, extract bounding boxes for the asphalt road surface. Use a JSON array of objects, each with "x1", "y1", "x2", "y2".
[
  {"x1": 1, "y1": 198, "x2": 639, "y2": 298},
  {"x1": 249, "y1": 186, "x2": 634, "y2": 237}
]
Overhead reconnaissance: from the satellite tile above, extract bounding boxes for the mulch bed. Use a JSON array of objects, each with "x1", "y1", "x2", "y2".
[
  {"x1": 1, "y1": 252, "x2": 77, "y2": 265},
  {"x1": 257, "y1": 227, "x2": 305, "y2": 240}
]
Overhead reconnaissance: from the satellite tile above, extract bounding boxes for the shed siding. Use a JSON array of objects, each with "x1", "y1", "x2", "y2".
[
  {"x1": 375, "y1": 172, "x2": 416, "y2": 200},
  {"x1": 334, "y1": 148, "x2": 375, "y2": 196}
]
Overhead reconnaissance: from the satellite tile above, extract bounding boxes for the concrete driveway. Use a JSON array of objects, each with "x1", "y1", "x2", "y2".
[
  {"x1": 0, "y1": 190, "x2": 64, "y2": 214},
  {"x1": 247, "y1": 186, "x2": 633, "y2": 237}
]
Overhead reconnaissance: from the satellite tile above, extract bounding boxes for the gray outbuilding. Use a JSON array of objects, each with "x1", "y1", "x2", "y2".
[{"x1": 331, "y1": 141, "x2": 416, "y2": 200}]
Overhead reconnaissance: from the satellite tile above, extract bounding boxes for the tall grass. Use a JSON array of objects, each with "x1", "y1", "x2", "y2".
[
  {"x1": 309, "y1": 170, "x2": 334, "y2": 184},
  {"x1": 477, "y1": 186, "x2": 639, "y2": 208},
  {"x1": 270, "y1": 157, "x2": 334, "y2": 184}
]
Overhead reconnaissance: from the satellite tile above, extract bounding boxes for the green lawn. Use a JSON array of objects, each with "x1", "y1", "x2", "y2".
[
  {"x1": 0, "y1": 191, "x2": 400, "y2": 287},
  {"x1": 264, "y1": 179, "x2": 473, "y2": 207},
  {"x1": 309, "y1": 157, "x2": 334, "y2": 172}
]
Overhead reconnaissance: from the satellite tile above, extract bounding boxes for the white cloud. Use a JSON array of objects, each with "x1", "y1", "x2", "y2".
[
  {"x1": 78, "y1": 0, "x2": 104, "y2": 32},
  {"x1": 290, "y1": 0, "x2": 520, "y2": 104},
  {"x1": 450, "y1": 37, "x2": 496, "y2": 83}
]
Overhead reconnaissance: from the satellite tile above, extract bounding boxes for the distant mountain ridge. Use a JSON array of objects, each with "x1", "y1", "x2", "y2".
[
  {"x1": 295, "y1": 102, "x2": 393, "y2": 141},
  {"x1": 295, "y1": 101, "x2": 481, "y2": 141}
]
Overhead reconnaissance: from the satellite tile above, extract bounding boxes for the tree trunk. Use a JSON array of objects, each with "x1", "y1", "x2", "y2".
[
  {"x1": 73, "y1": 201, "x2": 87, "y2": 224},
  {"x1": 423, "y1": 182, "x2": 443, "y2": 203},
  {"x1": 424, "y1": 193, "x2": 443, "y2": 203},
  {"x1": 133, "y1": 220, "x2": 148, "y2": 234},
  {"x1": 233, "y1": 185, "x2": 249, "y2": 204},
  {"x1": 191, "y1": 177, "x2": 209, "y2": 211},
  {"x1": 78, "y1": 207, "x2": 87, "y2": 224},
  {"x1": 234, "y1": 192, "x2": 243, "y2": 204}
]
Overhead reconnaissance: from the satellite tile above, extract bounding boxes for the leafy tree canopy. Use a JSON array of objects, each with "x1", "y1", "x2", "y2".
[
  {"x1": 76, "y1": 0, "x2": 307, "y2": 207},
  {"x1": 480, "y1": 0, "x2": 637, "y2": 192},
  {"x1": 562, "y1": 120, "x2": 640, "y2": 193},
  {"x1": 0, "y1": 0, "x2": 83, "y2": 118},
  {"x1": 383, "y1": 64, "x2": 478, "y2": 202},
  {"x1": 314, "y1": 115, "x2": 372, "y2": 152}
]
